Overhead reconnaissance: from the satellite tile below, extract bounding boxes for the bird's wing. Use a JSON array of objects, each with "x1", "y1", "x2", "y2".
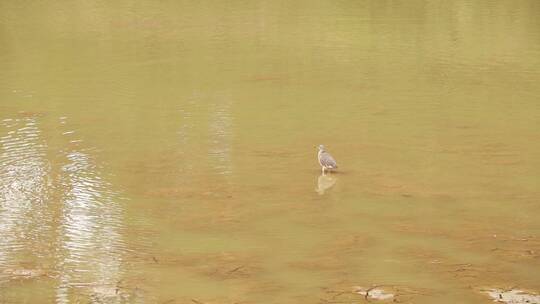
[{"x1": 320, "y1": 152, "x2": 337, "y2": 168}]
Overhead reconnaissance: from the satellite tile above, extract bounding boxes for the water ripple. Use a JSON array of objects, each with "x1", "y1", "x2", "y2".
[
  {"x1": 55, "y1": 126, "x2": 127, "y2": 303},
  {"x1": 0, "y1": 117, "x2": 52, "y2": 268}
]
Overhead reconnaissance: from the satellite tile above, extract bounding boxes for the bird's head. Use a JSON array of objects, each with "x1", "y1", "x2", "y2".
[{"x1": 318, "y1": 145, "x2": 325, "y2": 151}]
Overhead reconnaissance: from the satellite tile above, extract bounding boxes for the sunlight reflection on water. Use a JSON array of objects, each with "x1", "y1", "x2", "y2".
[
  {"x1": 55, "y1": 120, "x2": 129, "y2": 303},
  {"x1": 0, "y1": 116, "x2": 132, "y2": 302},
  {"x1": 208, "y1": 96, "x2": 234, "y2": 176},
  {"x1": 0, "y1": 117, "x2": 51, "y2": 268}
]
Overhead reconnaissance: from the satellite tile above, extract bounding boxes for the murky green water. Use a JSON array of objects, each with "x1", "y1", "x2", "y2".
[{"x1": 1, "y1": 1, "x2": 540, "y2": 303}]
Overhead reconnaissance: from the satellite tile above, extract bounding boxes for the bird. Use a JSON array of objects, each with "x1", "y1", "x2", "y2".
[{"x1": 318, "y1": 145, "x2": 338, "y2": 174}]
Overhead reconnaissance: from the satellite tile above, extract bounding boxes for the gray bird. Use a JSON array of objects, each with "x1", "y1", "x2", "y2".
[{"x1": 318, "y1": 145, "x2": 338, "y2": 174}]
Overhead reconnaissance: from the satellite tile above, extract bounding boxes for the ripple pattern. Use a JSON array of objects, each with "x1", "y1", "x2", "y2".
[
  {"x1": 55, "y1": 124, "x2": 127, "y2": 303},
  {"x1": 0, "y1": 117, "x2": 52, "y2": 268}
]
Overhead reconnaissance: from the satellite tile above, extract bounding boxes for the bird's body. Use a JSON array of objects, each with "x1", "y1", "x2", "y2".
[{"x1": 318, "y1": 145, "x2": 337, "y2": 174}]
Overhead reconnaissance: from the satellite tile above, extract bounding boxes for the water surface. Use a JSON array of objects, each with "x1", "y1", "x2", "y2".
[{"x1": 1, "y1": 1, "x2": 540, "y2": 303}]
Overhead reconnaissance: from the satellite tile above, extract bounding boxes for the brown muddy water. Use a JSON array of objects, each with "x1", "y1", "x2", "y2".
[{"x1": 1, "y1": 1, "x2": 540, "y2": 303}]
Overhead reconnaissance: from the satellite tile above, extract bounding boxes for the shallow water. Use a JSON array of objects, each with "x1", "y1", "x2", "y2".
[{"x1": 1, "y1": 1, "x2": 540, "y2": 303}]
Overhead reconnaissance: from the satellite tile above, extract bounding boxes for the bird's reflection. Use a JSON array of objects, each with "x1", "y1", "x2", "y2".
[{"x1": 316, "y1": 173, "x2": 337, "y2": 195}]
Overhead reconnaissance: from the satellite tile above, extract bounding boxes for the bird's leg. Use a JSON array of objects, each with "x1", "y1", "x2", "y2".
[{"x1": 321, "y1": 167, "x2": 326, "y2": 175}]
